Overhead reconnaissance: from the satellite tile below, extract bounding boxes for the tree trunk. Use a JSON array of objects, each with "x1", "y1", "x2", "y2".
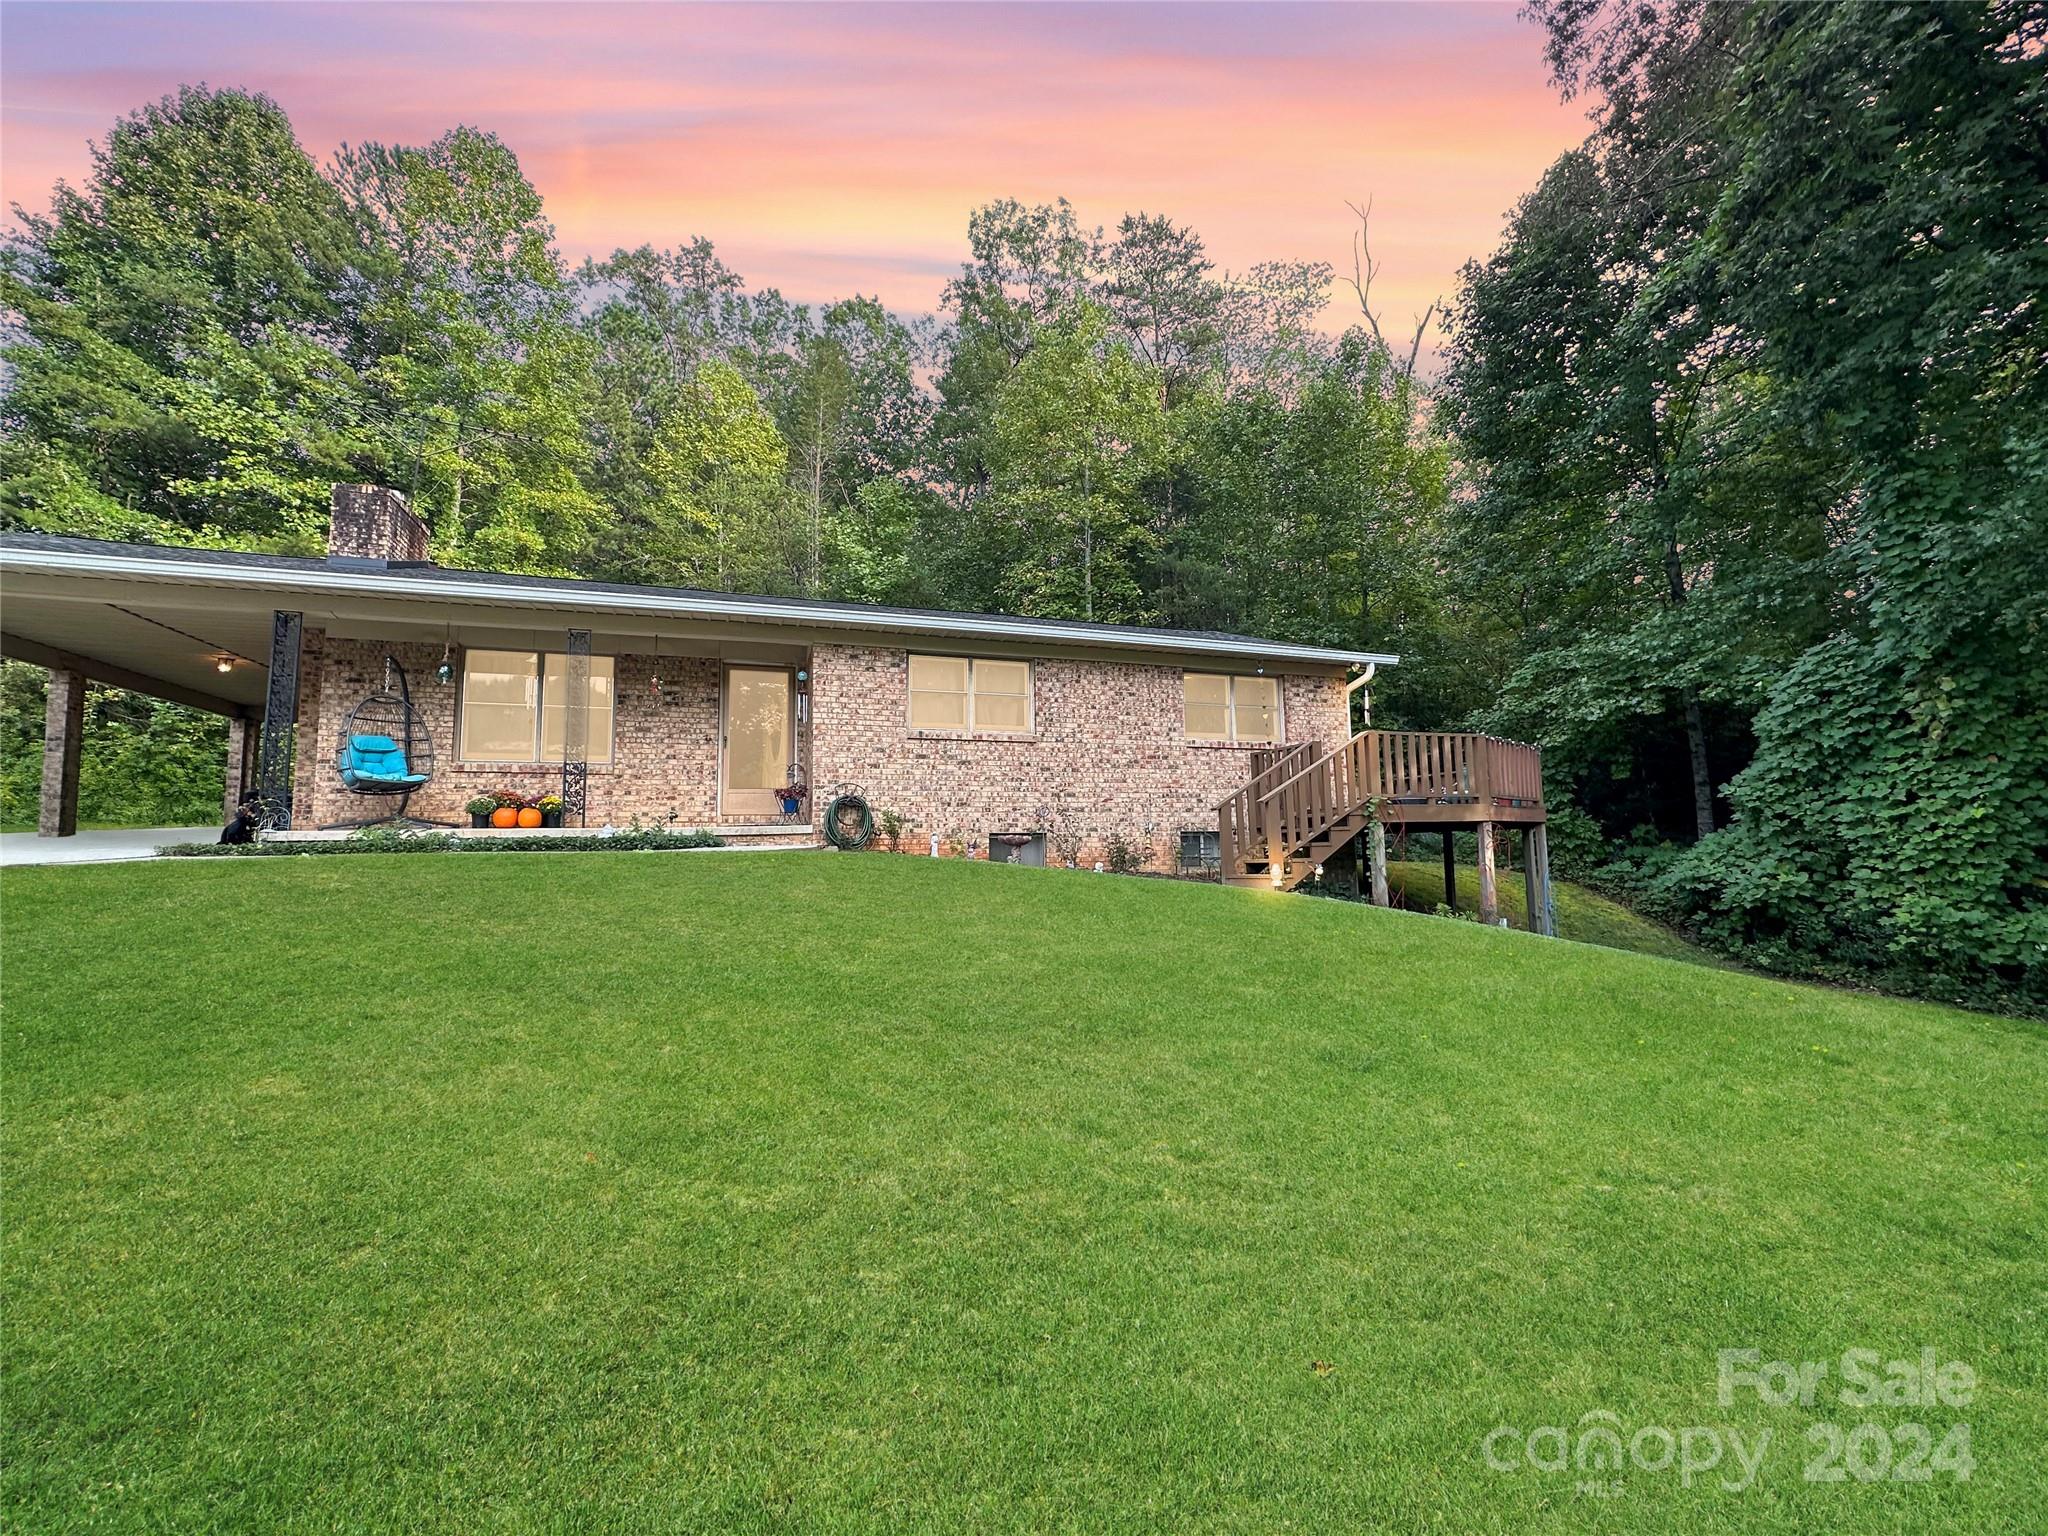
[
  {"x1": 1081, "y1": 461, "x2": 1094, "y2": 622},
  {"x1": 1663, "y1": 536, "x2": 1714, "y2": 840},
  {"x1": 1682, "y1": 685, "x2": 1715, "y2": 840}
]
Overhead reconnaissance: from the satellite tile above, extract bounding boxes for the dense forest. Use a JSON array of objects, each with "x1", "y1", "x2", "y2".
[{"x1": 3, "y1": 1, "x2": 2042, "y2": 1011}]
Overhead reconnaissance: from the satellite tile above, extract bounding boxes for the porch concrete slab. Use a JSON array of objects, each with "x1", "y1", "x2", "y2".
[
  {"x1": 262, "y1": 823, "x2": 810, "y2": 843},
  {"x1": 0, "y1": 826, "x2": 218, "y2": 866}
]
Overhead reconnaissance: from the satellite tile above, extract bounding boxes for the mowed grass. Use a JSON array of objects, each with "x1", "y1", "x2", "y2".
[
  {"x1": 1380, "y1": 858, "x2": 1717, "y2": 965},
  {"x1": 3, "y1": 853, "x2": 2041, "y2": 1534}
]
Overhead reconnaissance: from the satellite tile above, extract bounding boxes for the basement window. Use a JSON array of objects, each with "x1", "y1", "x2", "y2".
[
  {"x1": 987, "y1": 832, "x2": 1047, "y2": 867},
  {"x1": 1179, "y1": 829, "x2": 1221, "y2": 871}
]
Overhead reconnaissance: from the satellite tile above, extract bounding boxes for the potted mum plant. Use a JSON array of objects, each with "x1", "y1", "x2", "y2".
[
  {"x1": 535, "y1": 792, "x2": 566, "y2": 829},
  {"x1": 775, "y1": 778, "x2": 808, "y2": 818},
  {"x1": 465, "y1": 794, "x2": 497, "y2": 829}
]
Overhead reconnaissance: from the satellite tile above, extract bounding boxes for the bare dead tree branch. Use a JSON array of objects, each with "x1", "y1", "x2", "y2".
[
  {"x1": 1344, "y1": 198, "x2": 1389, "y2": 353},
  {"x1": 1345, "y1": 198, "x2": 1441, "y2": 382}
]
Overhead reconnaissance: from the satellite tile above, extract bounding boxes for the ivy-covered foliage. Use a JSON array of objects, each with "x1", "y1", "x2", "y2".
[{"x1": 1478, "y1": 0, "x2": 2048, "y2": 1010}]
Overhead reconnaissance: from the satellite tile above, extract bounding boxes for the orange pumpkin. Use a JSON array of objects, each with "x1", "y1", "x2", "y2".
[
  {"x1": 490, "y1": 806, "x2": 519, "y2": 828},
  {"x1": 516, "y1": 807, "x2": 543, "y2": 828}
]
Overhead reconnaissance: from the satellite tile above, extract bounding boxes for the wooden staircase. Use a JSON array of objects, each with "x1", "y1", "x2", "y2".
[{"x1": 1217, "y1": 730, "x2": 1545, "y2": 890}]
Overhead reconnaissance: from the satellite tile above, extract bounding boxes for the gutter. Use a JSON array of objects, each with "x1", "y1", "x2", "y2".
[{"x1": 0, "y1": 544, "x2": 1400, "y2": 671}]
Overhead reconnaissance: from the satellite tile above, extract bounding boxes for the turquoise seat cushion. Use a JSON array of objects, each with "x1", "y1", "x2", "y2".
[{"x1": 341, "y1": 733, "x2": 428, "y2": 788}]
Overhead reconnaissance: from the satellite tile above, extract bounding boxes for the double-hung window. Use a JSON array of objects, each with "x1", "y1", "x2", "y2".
[
  {"x1": 459, "y1": 649, "x2": 616, "y2": 763},
  {"x1": 908, "y1": 655, "x2": 1032, "y2": 734},
  {"x1": 1183, "y1": 672, "x2": 1281, "y2": 742}
]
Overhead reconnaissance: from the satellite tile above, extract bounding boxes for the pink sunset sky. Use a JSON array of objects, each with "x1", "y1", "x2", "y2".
[{"x1": 1, "y1": 2, "x2": 1588, "y2": 345}]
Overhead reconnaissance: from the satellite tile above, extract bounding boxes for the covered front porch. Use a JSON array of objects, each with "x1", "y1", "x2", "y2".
[{"x1": 0, "y1": 547, "x2": 824, "y2": 842}]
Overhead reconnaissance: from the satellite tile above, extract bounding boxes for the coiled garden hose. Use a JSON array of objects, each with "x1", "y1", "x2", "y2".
[{"x1": 823, "y1": 793, "x2": 876, "y2": 850}]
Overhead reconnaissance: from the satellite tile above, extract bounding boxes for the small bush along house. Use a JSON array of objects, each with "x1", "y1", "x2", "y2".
[{"x1": 0, "y1": 486, "x2": 1551, "y2": 923}]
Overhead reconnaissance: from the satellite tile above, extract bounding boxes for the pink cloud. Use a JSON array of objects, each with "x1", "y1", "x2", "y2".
[{"x1": 1, "y1": 1, "x2": 1586, "y2": 334}]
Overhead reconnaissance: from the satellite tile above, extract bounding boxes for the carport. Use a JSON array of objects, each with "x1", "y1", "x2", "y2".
[{"x1": 0, "y1": 544, "x2": 283, "y2": 836}]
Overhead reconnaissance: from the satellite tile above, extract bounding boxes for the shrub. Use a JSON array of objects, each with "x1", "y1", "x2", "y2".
[
  {"x1": 159, "y1": 827, "x2": 727, "y2": 857},
  {"x1": 1103, "y1": 832, "x2": 1149, "y2": 875},
  {"x1": 1541, "y1": 803, "x2": 1609, "y2": 879}
]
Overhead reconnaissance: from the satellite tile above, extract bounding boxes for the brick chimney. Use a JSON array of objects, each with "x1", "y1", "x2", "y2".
[{"x1": 328, "y1": 484, "x2": 431, "y2": 566}]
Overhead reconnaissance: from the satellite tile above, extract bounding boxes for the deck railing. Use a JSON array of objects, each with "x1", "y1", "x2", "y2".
[{"x1": 1219, "y1": 730, "x2": 1544, "y2": 880}]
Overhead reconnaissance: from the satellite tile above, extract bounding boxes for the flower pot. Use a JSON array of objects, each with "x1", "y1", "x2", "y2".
[
  {"x1": 469, "y1": 811, "x2": 491, "y2": 829},
  {"x1": 516, "y1": 807, "x2": 543, "y2": 829},
  {"x1": 780, "y1": 797, "x2": 801, "y2": 816},
  {"x1": 490, "y1": 806, "x2": 519, "y2": 829},
  {"x1": 541, "y1": 810, "x2": 562, "y2": 828}
]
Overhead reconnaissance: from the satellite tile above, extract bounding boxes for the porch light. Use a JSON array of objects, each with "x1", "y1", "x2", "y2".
[{"x1": 213, "y1": 654, "x2": 234, "y2": 674}]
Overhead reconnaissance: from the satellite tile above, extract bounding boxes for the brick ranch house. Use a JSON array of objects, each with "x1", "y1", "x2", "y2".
[{"x1": 0, "y1": 486, "x2": 1552, "y2": 924}]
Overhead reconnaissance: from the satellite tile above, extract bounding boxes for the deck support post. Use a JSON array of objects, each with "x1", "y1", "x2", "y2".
[
  {"x1": 1442, "y1": 833, "x2": 1457, "y2": 910},
  {"x1": 1476, "y1": 820, "x2": 1499, "y2": 926},
  {"x1": 1369, "y1": 821, "x2": 1389, "y2": 907},
  {"x1": 1523, "y1": 828, "x2": 1542, "y2": 935},
  {"x1": 1532, "y1": 823, "x2": 1556, "y2": 937},
  {"x1": 38, "y1": 665, "x2": 85, "y2": 837}
]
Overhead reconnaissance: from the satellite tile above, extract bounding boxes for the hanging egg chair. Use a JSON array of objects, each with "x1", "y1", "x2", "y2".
[{"x1": 324, "y1": 657, "x2": 445, "y2": 828}]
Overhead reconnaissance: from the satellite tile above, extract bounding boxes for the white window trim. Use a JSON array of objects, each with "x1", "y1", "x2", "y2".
[
  {"x1": 907, "y1": 655, "x2": 1035, "y2": 735},
  {"x1": 458, "y1": 649, "x2": 616, "y2": 765},
  {"x1": 1184, "y1": 671, "x2": 1284, "y2": 744}
]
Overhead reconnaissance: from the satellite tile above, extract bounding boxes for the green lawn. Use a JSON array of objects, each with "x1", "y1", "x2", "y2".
[
  {"x1": 1380, "y1": 857, "x2": 1718, "y2": 965},
  {"x1": 4, "y1": 854, "x2": 2040, "y2": 1532}
]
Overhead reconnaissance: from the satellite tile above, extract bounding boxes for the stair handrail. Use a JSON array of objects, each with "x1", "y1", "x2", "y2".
[
  {"x1": 1254, "y1": 730, "x2": 1375, "y2": 877},
  {"x1": 1215, "y1": 741, "x2": 1314, "y2": 878}
]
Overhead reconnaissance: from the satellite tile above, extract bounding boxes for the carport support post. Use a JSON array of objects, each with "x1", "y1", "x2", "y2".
[
  {"x1": 37, "y1": 666, "x2": 84, "y2": 837},
  {"x1": 1476, "y1": 821, "x2": 1499, "y2": 926},
  {"x1": 255, "y1": 611, "x2": 302, "y2": 828},
  {"x1": 223, "y1": 715, "x2": 255, "y2": 822},
  {"x1": 1368, "y1": 821, "x2": 1389, "y2": 907}
]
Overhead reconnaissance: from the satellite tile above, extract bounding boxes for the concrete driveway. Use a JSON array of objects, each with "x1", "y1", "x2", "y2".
[{"x1": 0, "y1": 827, "x2": 219, "y2": 866}]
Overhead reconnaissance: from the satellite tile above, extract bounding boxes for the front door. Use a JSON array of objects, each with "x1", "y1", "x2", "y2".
[{"x1": 721, "y1": 665, "x2": 793, "y2": 819}]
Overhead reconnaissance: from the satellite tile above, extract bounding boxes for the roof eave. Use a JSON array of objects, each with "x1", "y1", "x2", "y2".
[{"x1": 0, "y1": 545, "x2": 1399, "y2": 671}]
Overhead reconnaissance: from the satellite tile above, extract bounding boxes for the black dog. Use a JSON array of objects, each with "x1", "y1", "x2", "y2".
[{"x1": 219, "y1": 799, "x2": 260, "y2": 845}]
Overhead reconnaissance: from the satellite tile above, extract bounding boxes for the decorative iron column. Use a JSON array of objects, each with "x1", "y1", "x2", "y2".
[
  {"x1": 255, "y1": 610, "x2": 302, "y2": 828},
  {"x1": 561, "y1": 628, "x2": 590, "y2": 826}
]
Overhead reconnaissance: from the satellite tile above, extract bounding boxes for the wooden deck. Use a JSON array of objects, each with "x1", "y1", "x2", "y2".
[{"x1": 1218, "y1": 730, "x2": 1548, "y2": 903}]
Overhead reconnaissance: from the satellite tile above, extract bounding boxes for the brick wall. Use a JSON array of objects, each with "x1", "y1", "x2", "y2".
[
  {"x1": 296, "y1": 634, "x2": 733, "y2": 829},
  {"x1": 293, "y1": 632, "x2": 1351, "y2": 854},
  {"x1": 808, "y1": 644, "x2": 1350, "y2": 869}
]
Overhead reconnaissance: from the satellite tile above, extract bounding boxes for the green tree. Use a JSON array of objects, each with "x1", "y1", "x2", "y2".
[
  {"x1": 977, "y1": 306, "x2": 1168, "y2": 622},
  {"x1": 633, "y1": 360, "x2": 795, "y2": 591},
  {"x1": 0, "y1": 85, "x2": 378, "y2": 544},
  {"x1": 334, "y1": 127, "x2": 599, "y2": 570},
  {"x1": 1662, "y1": 2, "x2": 2047, "y2": 1003}
]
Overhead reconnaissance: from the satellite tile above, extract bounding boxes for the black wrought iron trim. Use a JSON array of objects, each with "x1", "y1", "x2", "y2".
[{"x1": 254, "y1": 609, "x2": 302, "y2": 828}]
